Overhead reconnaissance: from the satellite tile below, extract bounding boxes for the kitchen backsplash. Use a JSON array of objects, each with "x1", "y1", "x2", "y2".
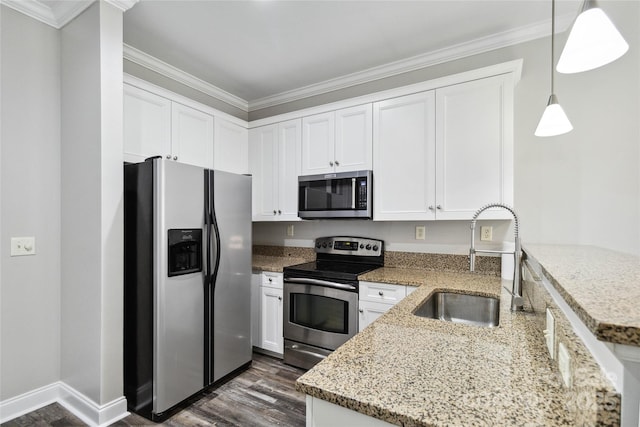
[{"x1": 252, "y1": 244, "x2": 501, "y2": 276}]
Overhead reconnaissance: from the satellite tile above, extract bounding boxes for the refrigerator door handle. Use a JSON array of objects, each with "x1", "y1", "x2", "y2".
[{"x1": 209, "y1": 173, "x2": 221, "y2": 291}]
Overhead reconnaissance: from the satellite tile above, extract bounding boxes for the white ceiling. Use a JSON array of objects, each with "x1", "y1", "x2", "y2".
[
  {"x1": 5, "y1": 0, "x2": 583, "y2": 110},
  {"x1": 122, "y1": 0, "x2": 581, "y2": 110}
]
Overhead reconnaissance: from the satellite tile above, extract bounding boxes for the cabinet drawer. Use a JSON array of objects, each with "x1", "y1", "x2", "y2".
[
  {"x1": 359, "y1": 281, "x2": 406, "y2": 304},
  {"x1": 262, "y1": 272, "x2": 283, "y2": 289}
]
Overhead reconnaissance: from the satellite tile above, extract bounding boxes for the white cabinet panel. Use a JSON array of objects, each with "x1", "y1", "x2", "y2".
[
  {"x1": 251, "y1": 273, "x2": 261, "y2": 347},
  {"x1": 214, "y1": 118, "x2": 248, "y2": 174},
  {"x1": 171, "y1": 102, "x2": 214, "y2": 169},
  {"x1": 373, "y1": 74, "x2": 514, "y2": 221},
  {"x1": 335, "y1": 104, "x2": 372, "y2": 172},
  {"x1": 358, "y1": 282, "x2": 408, "y2": 332},
  {"x1": 359, "y1": 281, "x2": 406, "y2": 304},
  {"x1": 435, "y1": 75, "x2": 513, "y2": 219},
  {"x1": 302, "y1": 112, "x2": 335, "y2": 175},
  {"x1": 250, "y1": 119, "x2": 301, "y2": 221},
  {"x1": 373, "y1": 91, "x2": 436, "y2": 221},
  {"x1": 123, "y1": 85, "x2": 171, "y2": 163},
  {"x1": 278, "y1": 120, "x2": 302, "y2": 219},
  {"x1": 250, "y1": 124, "x2": 278, "y2": 220},
  {"x1": 301, "y1": 105, "x2": 372, "y2": 175},
  {"x1": 260, "y1": 273, "x2": 284, "y2": 355},
  {"x1": 359, "y1": 300, "x2": 394, "y2": 332}
]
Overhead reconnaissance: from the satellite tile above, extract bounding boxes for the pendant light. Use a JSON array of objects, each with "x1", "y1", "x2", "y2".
[
  {"x1": 557, "y1": 0, "x2": 628, "y2": 74},
  {"x1": 535, "y1": 0, "x2": 573, "y2": 137}
]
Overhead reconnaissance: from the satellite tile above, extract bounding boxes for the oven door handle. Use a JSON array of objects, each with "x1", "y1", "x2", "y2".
[{"x1": 285, "y1": 277, "x2": 357, "y2": 291}]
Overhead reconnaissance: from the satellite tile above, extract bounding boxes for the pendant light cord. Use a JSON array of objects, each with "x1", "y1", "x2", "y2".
[{"x1": 551, "y1": 0, "x2": 556, "y2": 95}]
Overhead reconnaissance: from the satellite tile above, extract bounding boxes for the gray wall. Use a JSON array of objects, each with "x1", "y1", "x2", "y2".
[
  {"x1": 254, "y1": 0, "x2": 640, "y2": 256},
  {"x1": 0, "y1": 6, "x2": 62, "y2": 400}
]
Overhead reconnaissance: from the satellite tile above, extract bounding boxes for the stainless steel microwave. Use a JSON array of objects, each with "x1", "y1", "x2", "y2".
[{"x1": 298, "y1": 170, "x2": 372, "y2": 219}]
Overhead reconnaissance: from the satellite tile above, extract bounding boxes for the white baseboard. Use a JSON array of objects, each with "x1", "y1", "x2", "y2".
[
  {"x1": 0, "y1": 382, "x2": 59, "y2": 423},
  {"x1": 0, "y1": 382, "x2": 129, "y2": 427}
]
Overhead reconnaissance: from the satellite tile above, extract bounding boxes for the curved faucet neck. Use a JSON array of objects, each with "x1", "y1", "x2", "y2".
[{"x1": 471, "y1": 203, "x2": 519, "y2": 239}]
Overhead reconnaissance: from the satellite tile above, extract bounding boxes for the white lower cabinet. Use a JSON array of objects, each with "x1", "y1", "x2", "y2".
[
  {"x1": 253, "y1": 272, "x2": 284, "y2": 356},
  {"x1": 358, "y1": 282, "x2": 412, "y2": 332}
]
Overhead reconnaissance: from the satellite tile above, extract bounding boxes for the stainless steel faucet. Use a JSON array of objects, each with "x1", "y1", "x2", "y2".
[{"x1": 469, "y1": 203, "x2": 523, "y2": 311}]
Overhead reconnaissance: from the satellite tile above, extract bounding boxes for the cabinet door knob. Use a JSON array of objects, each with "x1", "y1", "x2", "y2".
[
  {"x1": 436, "y1": 205, "x2": 442, "y2": 210},
  {"x1": 428, "y1": 205, "x2": 434, "y2": 210},
  {"x1": 278, "y1": 210, "x2": 282, "y2": 215},
  {"x1": 329, "y1": 161, "x2": 334, "y2": 167},
  {"x1": 278, "y1": 296, "x2": 282, "y2": 301},
  {"x1": 166, "y1": 155, "x2": 171, "y2": 159},
  {"x1": 173, "y1": 156, "x2": 178, "y2": 161},
  {"x1": 268, "y1": 278, "x2": 272, "y2": 282},
  {"x1": 359, "y1": 309, "x2": 364, "y2": 313},
  {"x1": 335, "y1": 160, "x2": 340, "y2": 166},
  {"x1": 273, "y1": 210, "x2": 277, "y2": 215},
  {"x1": 378, "y1": 291, "x2": 384, "y2": 296}
]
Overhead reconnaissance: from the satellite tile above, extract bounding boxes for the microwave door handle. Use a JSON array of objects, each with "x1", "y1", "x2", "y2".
[{"x1": 351, "y1": 178, "x2": 356, "y2": 209}]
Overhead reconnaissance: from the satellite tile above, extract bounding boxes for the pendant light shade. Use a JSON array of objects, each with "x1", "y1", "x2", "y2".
[
  {"x1": 535, "y1": 0, "x2": 573, "y2": 137},
  {"x1": 535, "y1": 95, "x2": 573, "y2": 137},
  {"x1": 557, "y1": 1, "x2": 628, "y2": 74}
]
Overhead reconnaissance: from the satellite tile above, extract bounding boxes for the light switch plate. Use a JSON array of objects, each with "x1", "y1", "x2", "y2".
[{"x1": 11, "y1": 237, "x2": 36, "y2": 256}]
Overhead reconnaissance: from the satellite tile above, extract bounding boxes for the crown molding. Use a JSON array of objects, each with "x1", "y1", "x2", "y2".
[
  {"x1": 247, "y1": 13, "x2": 574, "y2": 111},
  {"x1": 1, "y1": 0, "x2": 138, "y2": 28},
  {"x1": 103, "y1": 0, "x2": 138, "y2": 12},
  {"x1": 1, "y1": 0, "x2": 91, "y2": 28},
  {"x1": 123, "y1": 44, "x2": 249, "y2": 112},
  {"x1": 122, "y1": 12, "x2": 560, "y2": 115}
]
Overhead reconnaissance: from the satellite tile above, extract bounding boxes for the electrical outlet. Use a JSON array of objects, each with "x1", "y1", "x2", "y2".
[
  {"x1": 480, "y1": 226, "x2": 493, "y2": 241},
  {"x1": 544, "y1": 308, "x2": 555, "y2": 359},
  {"x1": 558, "y1": 342, "x2": 572, "y2": 387},
  {"x1": 415, "y1": 226, "x2": 426, "y2": 240},
  {"x1": 11, "y1": 237, "x2": 36, "y2": 256},
  {"x1": 286, "y1": 225, "x2": 295, "y2": 237}
]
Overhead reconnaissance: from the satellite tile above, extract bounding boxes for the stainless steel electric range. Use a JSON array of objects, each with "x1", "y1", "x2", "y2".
[{"x1": 283, "y1": 236, "x2": 384, "y2": 370}]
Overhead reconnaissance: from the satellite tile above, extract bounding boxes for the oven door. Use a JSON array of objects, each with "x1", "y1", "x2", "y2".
[{"x1": 283, "y1": 278, "x2": 358, "y2": 351}]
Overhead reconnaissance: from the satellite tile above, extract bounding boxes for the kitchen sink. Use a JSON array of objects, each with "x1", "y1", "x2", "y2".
[{"x1": 413, "y1": 292, "x2": 500, "y2": 328}]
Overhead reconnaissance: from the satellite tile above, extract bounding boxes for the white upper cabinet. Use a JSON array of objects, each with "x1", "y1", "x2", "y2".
[
  {"x1": 373, "y1": 73, "x2": 514, "y2": 221},
  {"x1": 171, "y1": 102, "x2": 214, "y2": 169},
  {"x1": 373, "y1": 91, "x2": 436, "y2": 221},
  {"x1": 301, "y1": 104, "x2": 372, "y2": 175},
  {"x1": 124, "y1": 81, "x2": 248, "y2": 172},
  {"x1": 434, "y1": 75, "x2": 514, "y2": 219},
  {"x1": 213, "y1": 118, "x2": 249, "y2": 174},
  {"x1": 123, "y1": 84, "x2": 171, "y2": 164},
  {"x1": 249, "y1": 119, "x2": 301, "y2": 221}
]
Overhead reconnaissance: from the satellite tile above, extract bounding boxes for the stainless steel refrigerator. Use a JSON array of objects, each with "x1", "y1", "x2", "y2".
[{"x1": 124, "y1": 157, "x2": 252, "y2": 421}]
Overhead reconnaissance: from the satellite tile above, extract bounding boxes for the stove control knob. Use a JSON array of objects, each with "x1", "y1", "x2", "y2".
[
  {"x1": 373, "y1": 245, "x2": 379, "y2": 251},
  {"x1": 322, "y1": 243, "x2": 327, "y2": 248},
  {"x1": 316, "y1": 242, "x2": 321, "y2": 248},
  {"x1": 360, "y1": 244, "x2": 364, "y2": 249},
  {"x1": 365, "y1": 244, "x2": 372, "y2": 250},
  {"x1": 328, "y1": 242, "x2": 333, "y2": 248}
]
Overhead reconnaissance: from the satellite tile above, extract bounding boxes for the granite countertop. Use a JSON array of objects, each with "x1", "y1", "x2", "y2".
[
  {"x1": 524, "y1": 244, "x2": 640, "y2": 347},
  {"x1": 296, "y1": 270, "x2": 598, "y2": 426},
  {"x1": 251, "y1": 254, "x2": 310, "y2": 273}
]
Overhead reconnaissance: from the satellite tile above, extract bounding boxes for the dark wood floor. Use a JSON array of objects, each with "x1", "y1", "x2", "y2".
[{"x1": 2, "y1": 353, "x2": 306, "y2": 427}]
